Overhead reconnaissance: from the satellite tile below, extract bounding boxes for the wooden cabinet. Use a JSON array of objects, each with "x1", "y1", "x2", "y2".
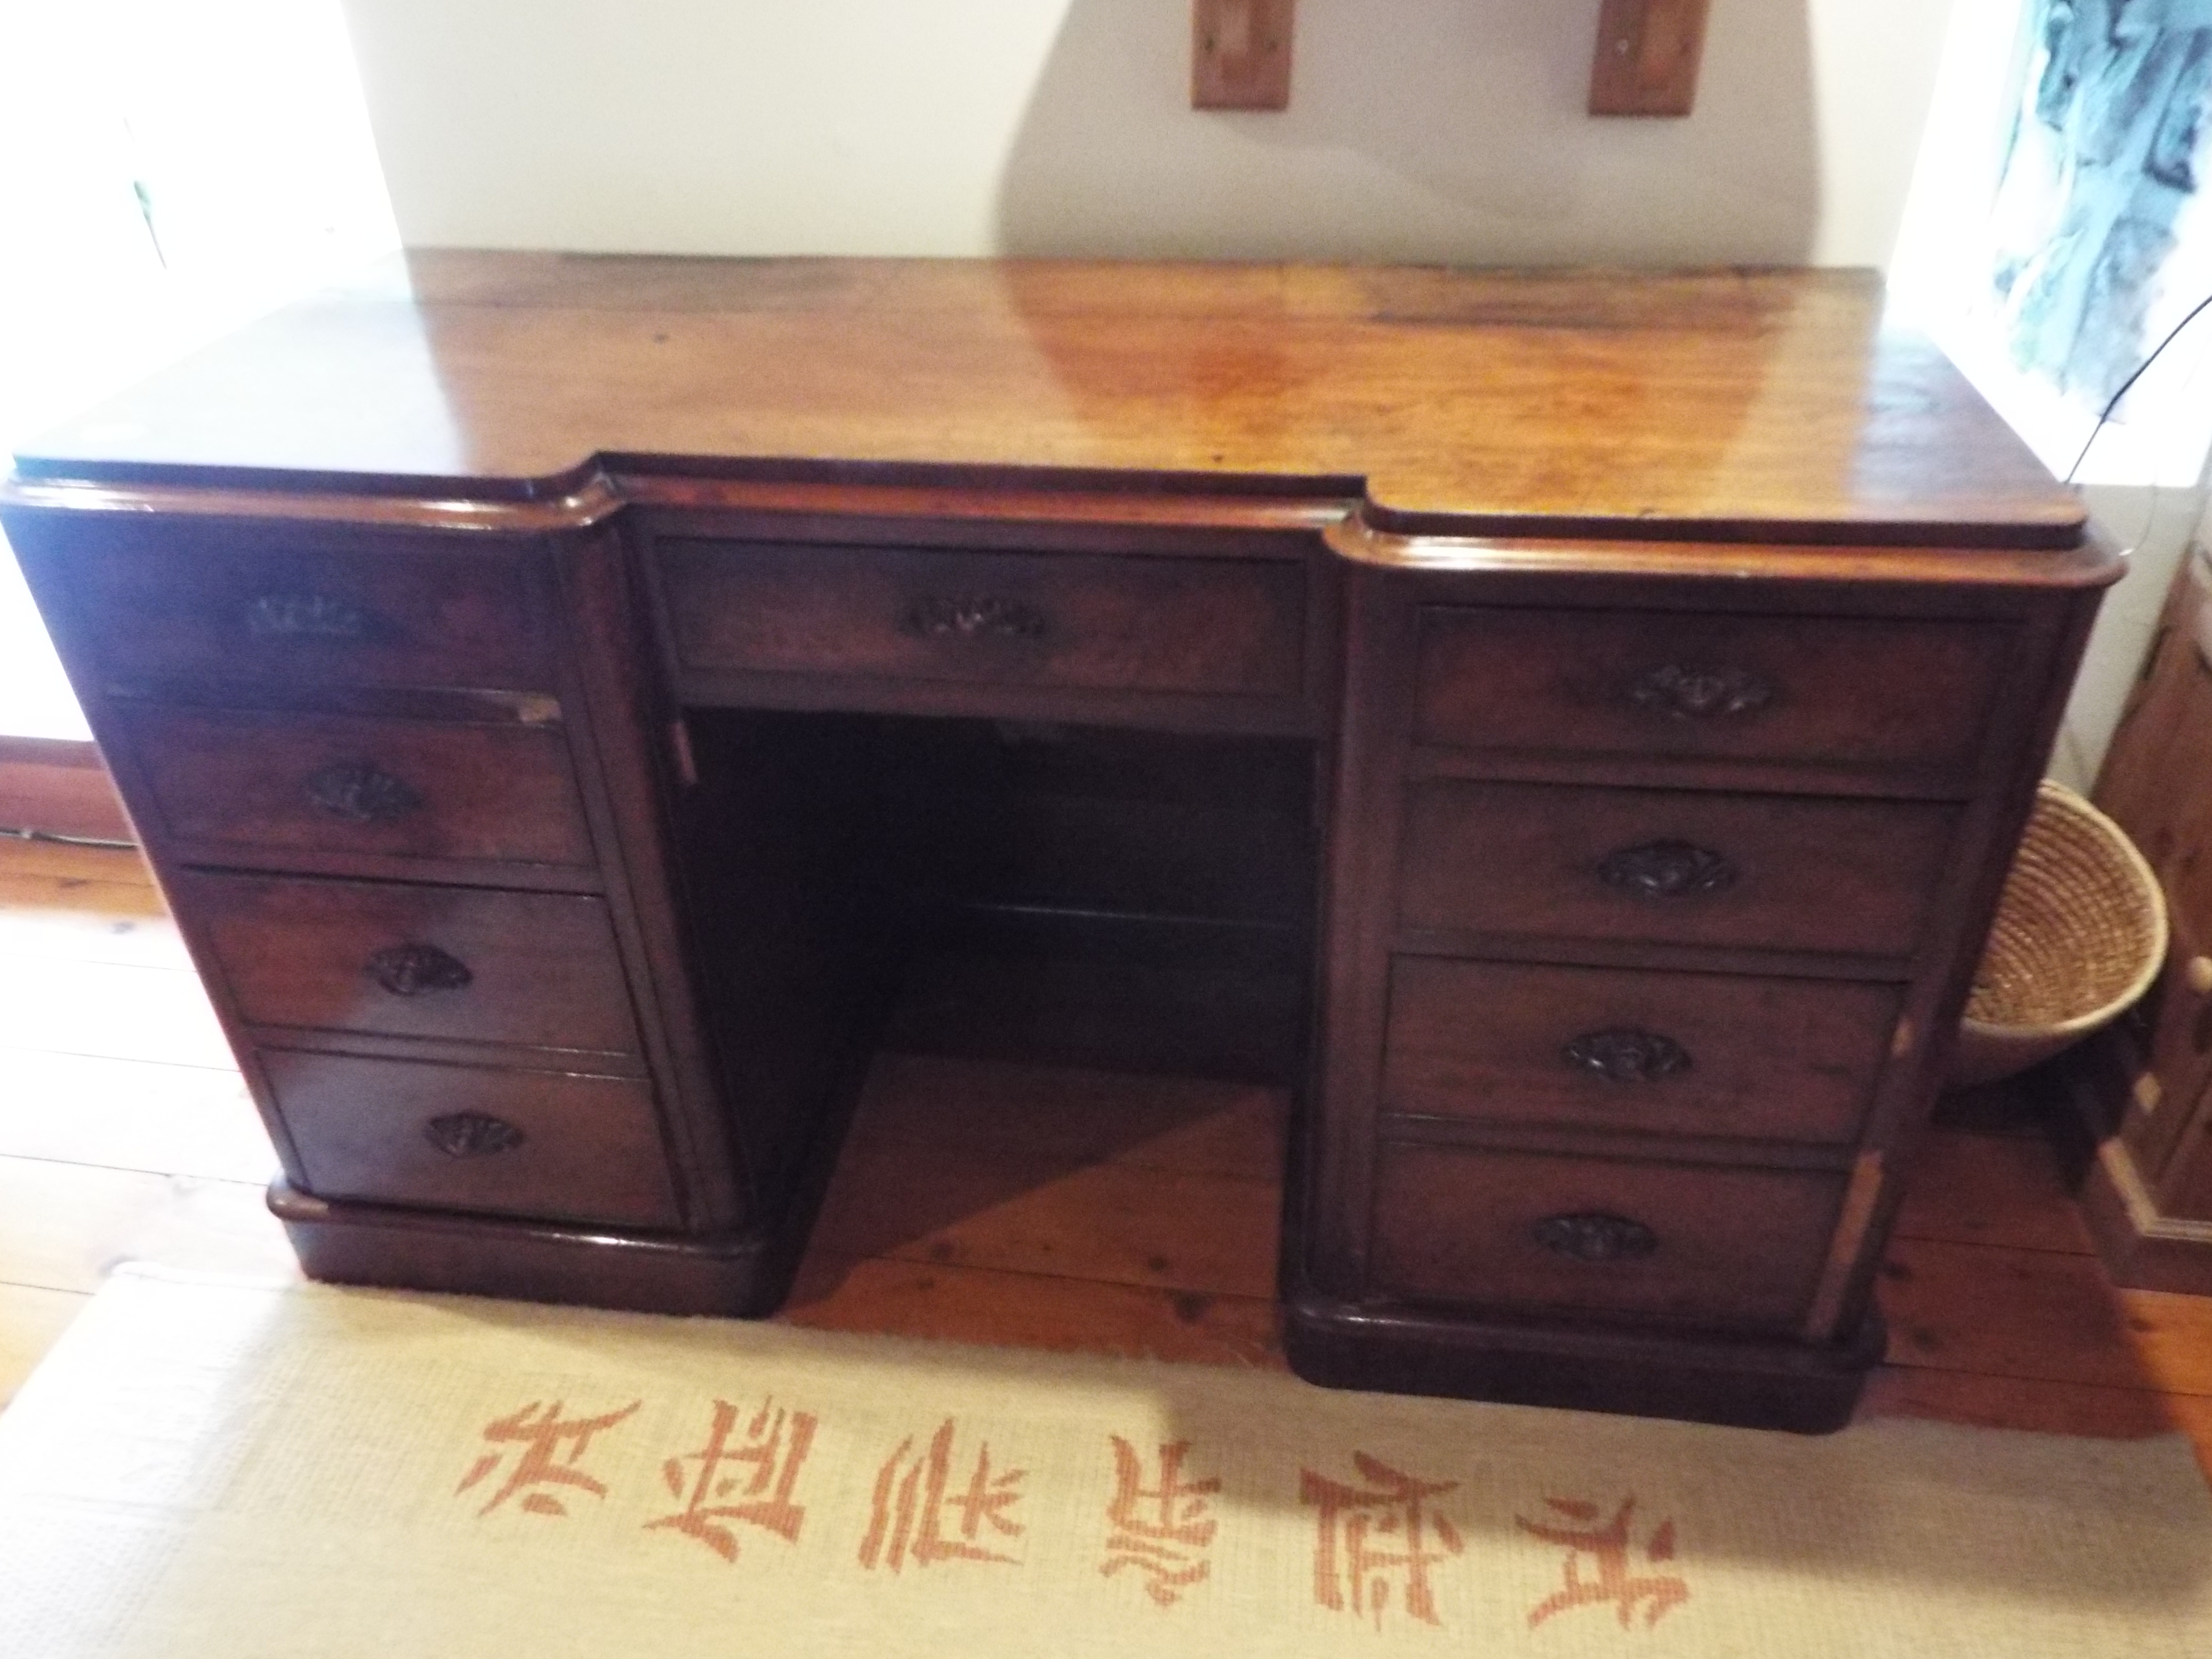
[
  {"x1": 0, "y1": 255, "x2": 2114, "y2": 1431},
  {"x1": 1292, "y1": 549, "x2": 2102, "y2": 1428},
  {"x1": 2072, "y1": 545, "x2": 2212, "y2": 1292}
]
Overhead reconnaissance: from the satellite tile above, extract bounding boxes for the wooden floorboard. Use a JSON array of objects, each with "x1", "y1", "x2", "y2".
[
  {"x1": 0, "y1": 956, "x2": 232, "y2": 1070},
  {"x1": 0, "y1": 1049, "x2": 274, "y2": 1183},
  {"x1": 784, "y1": 1255, "x2": 1285, "y2": 1370},
  {"x1": 1891, "y1": 1127, "x2": 2097, "y2": 1255},
  {"x1": 0, "y1": 1157, "x2": 296, "y2": 1296},
  {"x1": 0, "y1": 1283, "x2": 91, "y2": 1411},
  {"x1": 1878, "y1": 1235, "x2": 2212, "y2": 1397},
  {"x1": 844, "y1": 1052, "x2": 1287, "y2": 1182},
  {"x1": 811, "y1": 1116, "x2": 1283, "y2": 1300},
  {"x1": 0, "y1": 832, "x2": 2205, "y2": 1495}
]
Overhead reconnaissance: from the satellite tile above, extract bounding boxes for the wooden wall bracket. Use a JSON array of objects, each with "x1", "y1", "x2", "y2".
[
  {"x1": 1590, "y1": 0, "x2": 1711, "y2": 118},
  {"x1": 1192, "y1": 0, "x2": 1293, "y2": 111}
]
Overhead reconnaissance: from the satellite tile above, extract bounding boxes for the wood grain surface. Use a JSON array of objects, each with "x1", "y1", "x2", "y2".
[{"x1": 8, "y1": 254, "x2": 2081, "y2": 548}]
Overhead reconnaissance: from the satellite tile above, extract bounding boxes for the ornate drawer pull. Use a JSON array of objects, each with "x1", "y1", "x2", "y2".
[
  {"x1": 1597, "y1": 839, "x2": 1736, "y2": 899},
  {"x1": 303, "y1": 761, "x2": 424, "y2": 823},
  {"x1": 365, "y1": 942, "x2": 473, "y2": 997},
  {"x1": 1533, "y1": 1212, "x2": 1658, "y2": 1263},
  {"x1": 1627, "y1": 662, "x2": 1775, "y2": 720},
  {"x1": 244, "y1": 591, "x2": 377, "y2": 640},
  {"x1": 898, "y1": 594, "x2": 1048, "y2": 640},
  {"x1": 423, "y1": 1112, "x2": 525, "y2": 1158},
  {"x1": 1563, "y1": 1028, "x2": 1691, "y2": 1082}
]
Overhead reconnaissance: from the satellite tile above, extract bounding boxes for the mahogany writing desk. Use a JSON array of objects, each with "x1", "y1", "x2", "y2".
[{"x1": 1, "y1": 255, "x2": 2114, "y2": 1431}]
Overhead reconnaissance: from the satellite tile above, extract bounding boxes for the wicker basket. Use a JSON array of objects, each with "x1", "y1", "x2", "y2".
[{"x1": 1951, "y1": 780, "x2": 2168, "y2": 1088}]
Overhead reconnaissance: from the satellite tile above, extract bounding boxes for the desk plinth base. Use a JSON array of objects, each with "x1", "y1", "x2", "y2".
[
  {"x1": 1283, "y1": 1281, "x2": 1885, "y2": 1434},
  {"x1": 268, "y1": 1182, "x2": 800, "y2": 1318},
  {"x1": 273, "y1": 1182, "x2": 1881, "y2": 1432}
]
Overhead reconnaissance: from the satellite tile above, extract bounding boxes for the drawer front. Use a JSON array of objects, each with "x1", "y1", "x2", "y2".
[
  {"x1": 2119, "y1": 917, "x2": 2212, "y2": 1179},
  {"x1": 263, "y1": 1048, "x2": 682, "y2": 1228},
  {"x1": 180, "y1": 873, "x2": 638, "y2": 1056},
  {"x1": 117, "y1": 705, "x2": 595, "y2": 869},
  {"x1": 1413, "y1": 606, "x2": 2007, "y2": 776},
  {"x1": 1370, "y1": 1143, "x2": 1843, "y2": 1331},
  {"x1": 64, "y1": 532, "x2": 552, "y2": 692},
  {"x1": 1397, "y1": 780, "x2": 1959, "y2": 958},
  {"x1": 659, "y1": 541, "x2": 1306, "y2": 699},
  {"x1": 1382, "y1": 957, "x2": 1899, "y2": 1145}
]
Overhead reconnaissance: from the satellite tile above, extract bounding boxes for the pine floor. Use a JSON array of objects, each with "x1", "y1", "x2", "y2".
[{"x1": 1, "y1": 835, "x2": 2208, "y2": 1479}]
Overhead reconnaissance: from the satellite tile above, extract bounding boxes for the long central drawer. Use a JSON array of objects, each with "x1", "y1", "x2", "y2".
[{"x1": 656, "y1": 540, "x2": 1307, "y2": 698}]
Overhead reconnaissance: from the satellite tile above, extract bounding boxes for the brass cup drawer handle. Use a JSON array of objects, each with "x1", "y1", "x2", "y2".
[
  {"x1": 1597, "y1": 840, "x2": 1736, "y2": 899},
  {"x1": 364, "y1": 942, "x2": 473, "y2": 997},
  {"x1": 1563, "y1": 1028, "x2": 1691, "y2": 1083},
  {"x1": 1627, "y1": 662, "x2": 1776, "y2": 720},
  {"x1": 1533, "y1": 1212, "x2": 1658, "y2": 1263},
  {"x1": 243, "y1": 591, "x2": 381, "y2": 641},
  {"x1": 423, "y1": 1112, "x2": 525, "y2": 1158},
  {"x1": 897, "y1": 594, "x2": 1049, "y2": 640},
  {"x1": 303, "y1": 761, "x2": 424, "y2": 823}
]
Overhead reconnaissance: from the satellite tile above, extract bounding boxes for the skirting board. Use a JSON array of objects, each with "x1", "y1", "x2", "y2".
[
  {"x1": 2052, "y1": 1034, "x2": 2212, "y2": 1297},
  {"x1": 0, "y1": 735, "x2": 131, "y2": 842}
]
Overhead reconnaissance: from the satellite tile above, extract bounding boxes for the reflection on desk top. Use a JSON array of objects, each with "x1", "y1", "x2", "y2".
[{"x1": 8, "y1": 253, "x2": 2082, "y2": 550}]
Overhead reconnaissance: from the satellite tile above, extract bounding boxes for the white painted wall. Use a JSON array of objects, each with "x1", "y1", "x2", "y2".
[
  {"x1": 338, "y1": 0, "x2": 1956, "y2": 268},
  {"x1": 2050, "y1": 483, "x2": 2210, "y2": 791}
]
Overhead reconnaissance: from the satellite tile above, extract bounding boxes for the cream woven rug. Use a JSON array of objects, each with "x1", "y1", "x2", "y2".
[{"x1": 4, "y1": 1270, "x2": 2211, "y2": 1658}]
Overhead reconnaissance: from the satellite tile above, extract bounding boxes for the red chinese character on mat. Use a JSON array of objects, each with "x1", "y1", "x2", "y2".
[
  {"x1": 1099, "y1": 1436, "x2": 1222, "y2": 1607},
  {"x1": 456, "y1": 1399, "x2": 642, "y2": 1518},
  {"x1": 858, "y1": 1418, "x2": 1026, "y2": 1573},
  {"x1": 1298, "y1": 1452, "x2": 1466, "y2": 1629},
  {"x1": 645, "y1": 1396, "x2": 819, "y2": 1562},
  {"x1": 1516, "y1": 1495, "x2": 1689, "y2": 1630}
]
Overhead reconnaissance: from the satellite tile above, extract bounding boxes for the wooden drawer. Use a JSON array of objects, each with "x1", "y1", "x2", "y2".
[
  {"x1": 178, "y1": 872, "x2": 638, "y2": 1056},
  {"x1": 115, "y1": 705, "x2": 595, "y2": 869},
  {"x1": 60, "y1": 529, "x2": 552, "y2": 692},
  {"x1": 1412, "y1": 606, "x2": 2006, "y2": 778},
  {"x1": 1382, "y1": 957, "x2": 1899, "y2": 1145},
  {"x1": 1369, "y1": 1143, "x2": 1843, "y2": 1331},
  {"x1": 262, "y1": 1048, "x2": 682, "y2": 1228},
  {"x1": 657, "y1": 540, "x2": 1306, "y2": 698},
  {"x1": 1397, "y1": 780, "x2": 1959, "y2": 959}
]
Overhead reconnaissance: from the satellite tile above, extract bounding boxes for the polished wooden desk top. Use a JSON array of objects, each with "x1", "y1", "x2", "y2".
[{"x1": 13, "y1": 253, "x2": 2081, "y2": 549}]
